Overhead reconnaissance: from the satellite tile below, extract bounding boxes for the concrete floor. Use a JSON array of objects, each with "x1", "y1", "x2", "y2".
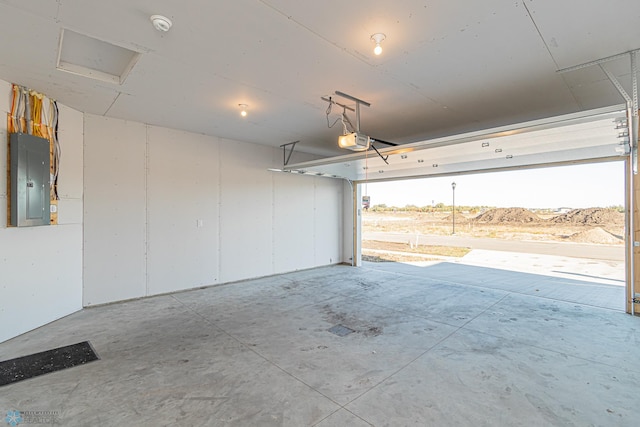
[{"x1": 1, "y1": 256, "x2": 638, "y2": 426}]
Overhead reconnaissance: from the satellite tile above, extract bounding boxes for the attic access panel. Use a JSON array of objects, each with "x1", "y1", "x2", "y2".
[
  {"x1": 56, "y1": 29, "x2": 141, "y2": 85},
  {"x1": 281, "y1": 105, "x2": 629, "y2": 181}
]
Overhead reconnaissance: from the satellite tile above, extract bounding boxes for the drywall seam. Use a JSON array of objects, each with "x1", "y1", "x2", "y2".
[
  {"x1": 315, "y1": 177, "x2": 318, "y2": 264},
  {"x1": 145, "y1": 124, "x2": 150, "y2": 296},
  {"x1": 218, "y1": 137, "x2": 222, "y2": 284},
  {"x1": 272, "y1": 164, "x2": 276, "y2": 273}
]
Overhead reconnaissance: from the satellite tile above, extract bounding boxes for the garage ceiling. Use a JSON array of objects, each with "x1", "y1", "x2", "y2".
[{"x1": 0, "y1": 1, "x2": 639, "y2": 157}]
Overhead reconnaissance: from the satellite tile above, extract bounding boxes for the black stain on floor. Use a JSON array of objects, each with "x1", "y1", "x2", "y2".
[{"x1": 323, "y1": 305, "x2": 384, "y2": 337}]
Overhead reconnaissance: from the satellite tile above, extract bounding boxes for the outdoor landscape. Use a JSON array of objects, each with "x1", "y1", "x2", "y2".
[{"x1": 362, "y1": 206, "x2": 625, "y2": 262}]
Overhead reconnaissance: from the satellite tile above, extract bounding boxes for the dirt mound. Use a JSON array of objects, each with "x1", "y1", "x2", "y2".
[
  {"x1": 565, "y1": 227, "x2": 623, "y2": 244},
  {"x1": 441, "y1": 214, "x2": 469, "y2": 223},
  {"x1": 473, "y1": 208, "x2": 540, "y2": 223},
  {"x1": 550, "y1": 208, "x2": 624, "y2": 225}
]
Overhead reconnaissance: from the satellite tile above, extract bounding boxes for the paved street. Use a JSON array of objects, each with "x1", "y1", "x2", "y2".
[{"x1": 363, "y1": 231, "x2": 625, "y2": 261}]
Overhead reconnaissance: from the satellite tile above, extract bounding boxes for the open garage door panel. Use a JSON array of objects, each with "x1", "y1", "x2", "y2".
[
  {"x1": 283, "y1": 105, "x2": 629, "y2": 181},
  {"x1": 280, "y1": 104, "x2": 635, "y2": 314}
]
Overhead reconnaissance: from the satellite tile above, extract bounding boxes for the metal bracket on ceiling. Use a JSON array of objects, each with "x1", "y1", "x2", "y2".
[
  {"x1": 333, "y1": 91, "x2": 370, "y2": 133},
  {"x1": 280, "y1": 141, "x2": 299, "y2": 166},
  {"x1": 322, "y1": 91, "x2": 371, "y2": 133},
  {"x1": 557, "y1": 49, "x2": 639, "y2": 174},
  {"x1": 320, "y1": 96, "x2": 355, "y2": 112}
]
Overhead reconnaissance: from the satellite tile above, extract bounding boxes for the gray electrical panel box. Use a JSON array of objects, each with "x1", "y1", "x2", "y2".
[{"x1": 10, "y1": 132, "x2": 51, "y2": 227}]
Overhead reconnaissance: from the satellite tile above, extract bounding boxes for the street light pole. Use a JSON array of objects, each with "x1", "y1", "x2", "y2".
[{"x1": 451, "y1": 182, "x2": 456, "y2": 235}]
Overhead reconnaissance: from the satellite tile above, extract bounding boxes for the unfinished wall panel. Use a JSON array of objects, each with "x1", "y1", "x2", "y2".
[
  {"x1": 0, "y1": 78, "x2": 83, "y2": 343},
  {"x1": 146, "y1": 126, "x2": 220, "y2": 295},
  {"x1": 56, "y1": 104, "x2": 84, "y2": 225},
  {"x1": 83, "y1": 115, "x2": 146, "y2": 306},
  {"x1": 1, "y1": 79, "x2": 10, "y2": 227},
  {"x1": 219, "y1": 139, "x2": 275, "y2": 283},
  {"x1": 80, "y1": 114, "x2": 346, "y2": 305},
  {"x1": 342, "y1": 180, "x2": 355, "y2": 265},
  {"x1": 0, "y1": 225, "x2": 83, "y2": 342},
  {"x1": 273, "y1": 172, "x2": 316, "y2": 272},
  {"x1": 57, "y1": 104, "x2": 84, "y2": 199},
  {"x1": 313, "y1": 177, "x2": 343, "y2": 265}
]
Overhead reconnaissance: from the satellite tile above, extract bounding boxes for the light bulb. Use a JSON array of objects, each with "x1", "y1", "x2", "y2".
[
  {"x1": 370, "y1": 33, "x2": 386, "y2": 56},
  {"x1": 239, "y1": 104, "x2": 248, "y2": 117},
  {"x1": 240, "y1": 110, "x2": 247, "y2": 117}
]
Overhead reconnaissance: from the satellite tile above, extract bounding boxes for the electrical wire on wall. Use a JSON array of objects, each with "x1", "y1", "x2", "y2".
[{"x1": 7, "y1": 84, "x2": 61, "y2": 204}]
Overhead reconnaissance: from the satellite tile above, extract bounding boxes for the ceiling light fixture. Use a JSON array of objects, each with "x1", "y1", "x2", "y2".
[
  {"x1": 371, "y1": 33, "x2": 386, "y2": 56},
  {"x1": 150, "y1": 15, "x2": 173, "y2": 32},
  {"x1": 238, "y1": 104, "x2": 248, "y2": 117}
]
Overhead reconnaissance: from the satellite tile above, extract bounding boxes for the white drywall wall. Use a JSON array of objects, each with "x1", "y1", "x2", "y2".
[
  {"x1": 272, "y1": 173, "x2": 316, "y2": 272},
  {"x1": 218, "y1": 140, "x2": 276, "y2": 283},
  {"x1": 83, "y1": 115, "x2": 147, "y2": 305},
  {"x1": 146, "y1": 126, "x2": 220, "y2": 295},
  {"x1": 83, "y1": 115, "x2": 346, "y2": 305},
  {"x1": 354, "y1": 183, "x2": 363, "y2": 266},
  {"x1": 57, "y1": 103, "x2": 84, "y2": 226},
  {"x1": 0, "y1": 80, "x2": 9, "y2": 223},
  {"x1": 342, "y1": 180, "x2": 355, "y2": 265},
  {"x1": 313, "y1": 177, "x2": 343, "y2": 265},
  {"x1": 0, "y1": 79, "x2": 84, "y2": 343}
]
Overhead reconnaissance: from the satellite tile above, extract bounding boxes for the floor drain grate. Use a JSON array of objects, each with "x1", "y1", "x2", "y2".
[{"x1": 328, "y1": 324, "x2": 355, "y2": 337}]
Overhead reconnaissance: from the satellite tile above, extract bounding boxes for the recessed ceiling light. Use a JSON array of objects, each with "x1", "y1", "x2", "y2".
[{"x1": 150, "y1": 15, "x2": 172, "y2": 32}]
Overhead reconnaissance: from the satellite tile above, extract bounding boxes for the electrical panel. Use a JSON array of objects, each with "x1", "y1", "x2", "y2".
[{"x1": 10, "y1": 133, "x2": 51, "y2": 227}]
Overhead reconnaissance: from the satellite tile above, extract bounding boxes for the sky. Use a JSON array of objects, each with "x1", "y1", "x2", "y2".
[{"x1": 362, "y1": 161, "x2": 626, "y2": 209}]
